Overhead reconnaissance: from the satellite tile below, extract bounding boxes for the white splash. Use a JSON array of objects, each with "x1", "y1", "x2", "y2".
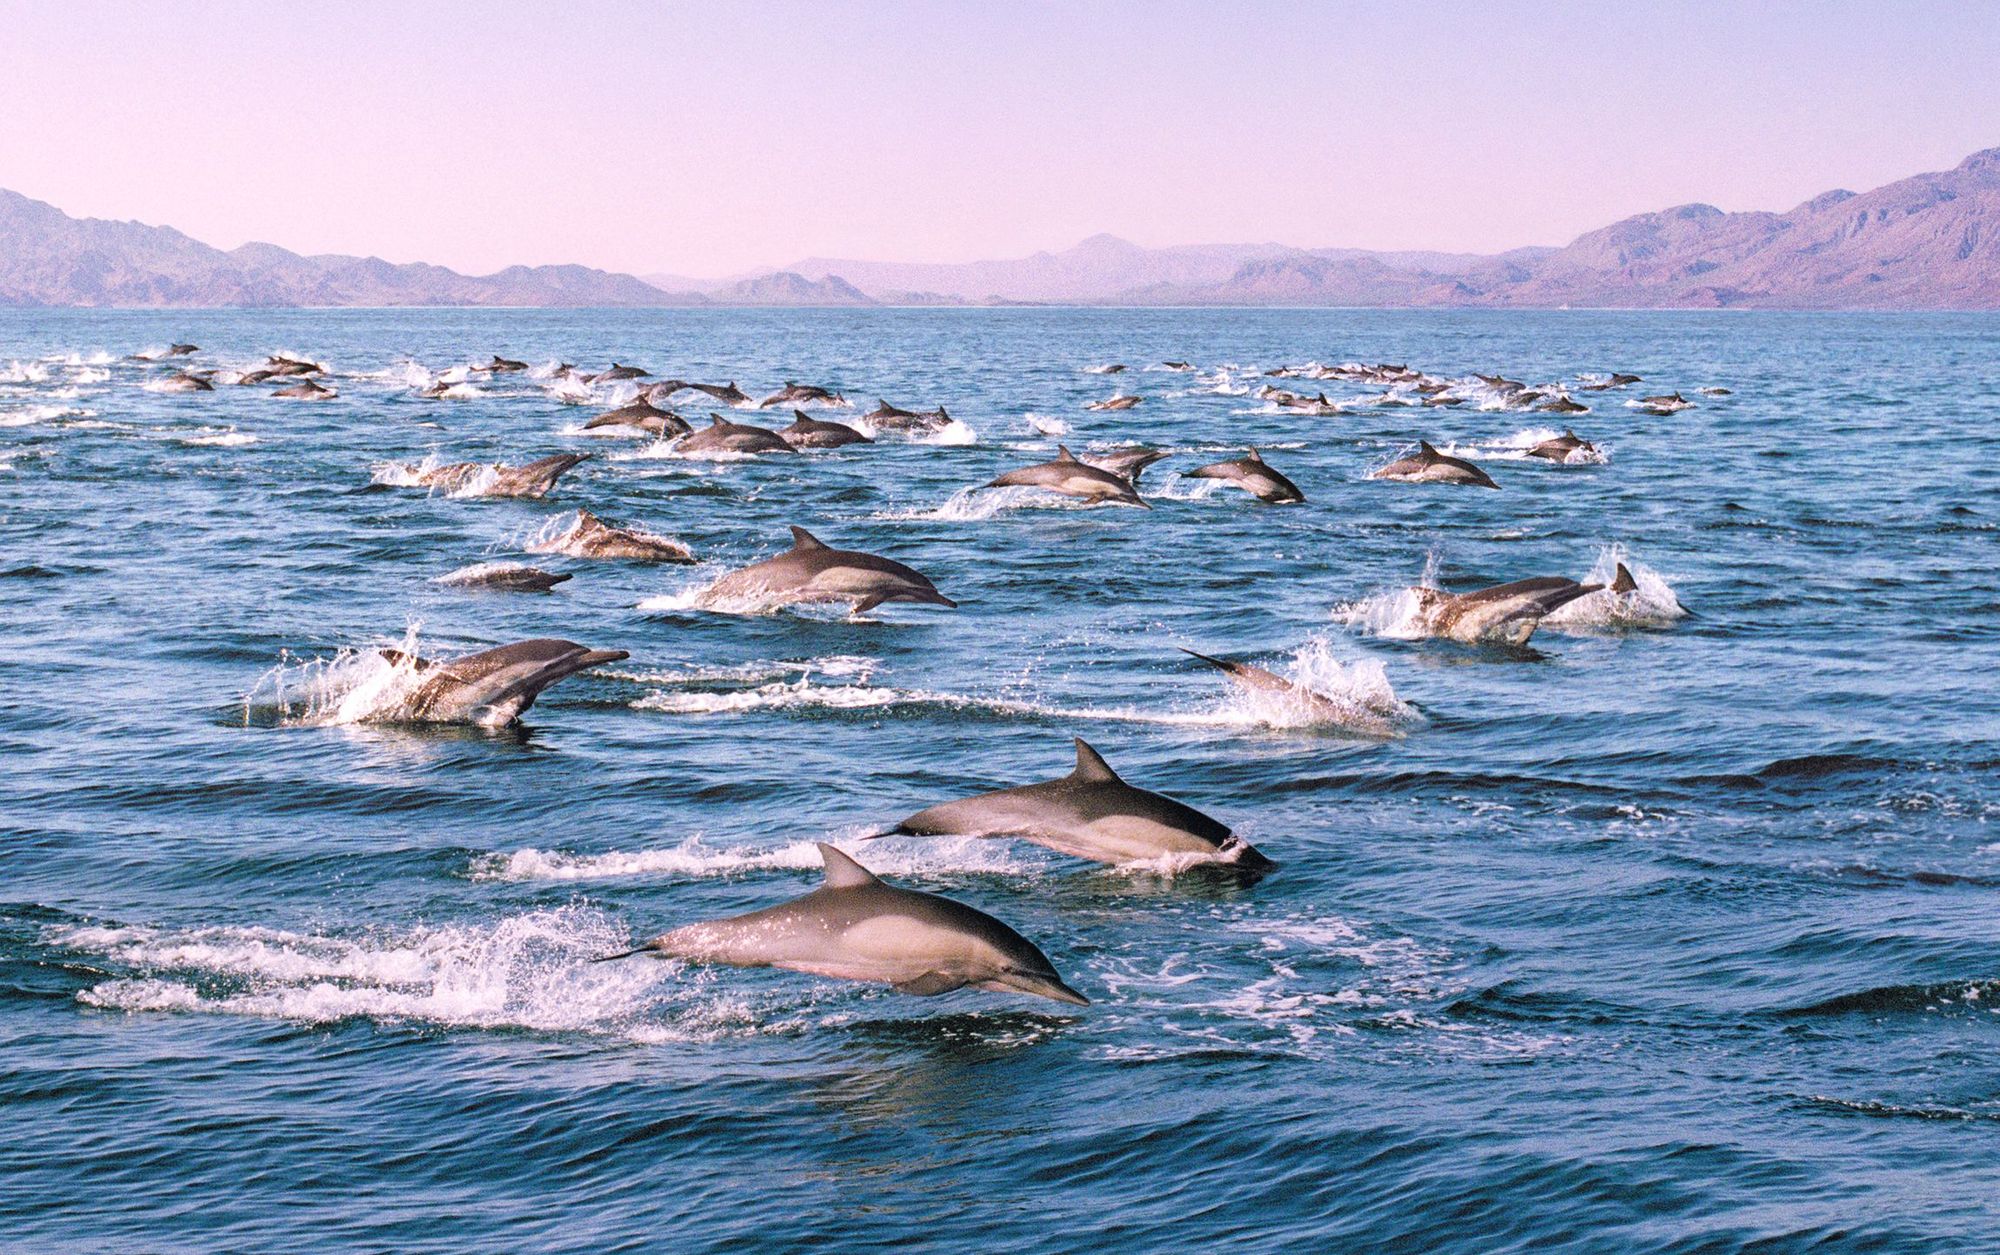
[
  {"x1": 1541, "y1": 547, "x2": 1690, "y2": 629},
  {"x1": 53, "y1": 909, "x2": 759, "y2": 1044}
]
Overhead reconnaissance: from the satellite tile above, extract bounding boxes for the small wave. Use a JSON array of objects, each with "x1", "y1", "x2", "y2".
[
  {"x1": 176, "y1": 427, "x2": 258, "y2": 447},
  {"x1": 471, "y1": 833, "x2": 1033, "y2": 884},
  {"x1": 0, "y1": 404, "x2": 90, "y2": 426},
  {"x1": 1026, "y1": 413, "x2": 1071, "y2": 436},
  {"x1": 54, "y1": 909, "x2": 760, "y2": 1044}
]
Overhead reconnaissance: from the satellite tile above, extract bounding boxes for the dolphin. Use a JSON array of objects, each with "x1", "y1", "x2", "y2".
[
  {"x1": 1698, "y1": 386, "x2": 1732, "y2": 396},
  {"x1": 685, "y1": 380, "x2": 750, "y2": 405},
  {"x1": 1526, "y1": 430, "x2": 1598, "y2": 462},
  {"x1": 397, "y1": 452, "x2": 589, "y2": 498},
  {"x1": 862, "y1": 399, "x2": 952, "y2": 433},
  {"x1": 1536, "y1": 394, "x2": 1589, "y2": 414},
  {"x1": 1635, "y1": 391, "x2": 1693, "y2": 414},
  {"x1": 1161, "y1": 361, "x2": 1194, "y2": 371},
  {"x1": 157, "y1": 371, "x2": 213, "y2": 393},
  {"x1": 676, "y1": 414, "x2": 796, "y2": 455},
  {"x1": 1179, "y1": 648, "x2": 1400, "y2": 737},
  {"x1": 1083, "y1": 446, "x2": 1169, "y2": 486},
  {"x1": 875, "y1": 737, "x2": 1272, "y2": 870},
  {"x1": 438, "y1": 563, "x2": 573, "y2": 593},
  {"x1": 596, "y1": 843, "x2": 1088, "y2": 1006},
  {"x1": 758, "y1": 381, "x2": 846, "y2": 408},
  {"x1": 473, "y1": 356, "x2": 529, "y2": 373},
  {"x1": 528, "y1": 508, "x2": 694, "y2": 562},
  {"x1": 590, "y1": 363, "x2": 651, "y2": 383},
  {"x1": 272, "y1": 379, "x2": 337, "y2": 401},
  {"x1": 263, "y1": 356, "x2": 322, "y2": 377},
  {"x1": 1087, "y1": 364, "x2": 1128, "y2": 374},
  {"x1": 1084, "y1": 394, "x2": 1142, "y2": 411},
  {"x1": 1370, "y1": 441, "x2": 1499, "y2": 488},
  {"x1": 777, "y1": 411, "x2": 872, "y2": 449},
  {"x1": 702, "y1": 526, "x2": 955, "y2": 616},
  {"x1": 378, "y1": 638, "x2": 627, "y2": 726},
  {"x1": 168, "y1": 343, "x2": 199, "y2": 356},
  {"x1": 1409, "y1": 576, "x2": 1604, "y2": 645},
  {"x1": 1579, "y1": 373, "x2": 1642, "y2": 391},
  {"x1": 1183, "y1": 448, "x2": 1304, "y2": 503},
  {"x1": 984, "y1": 445, "x2": 1147, "y2": 507},
  {"x1": 581, "y1": 397, "x2": 691, "y2": 437}
]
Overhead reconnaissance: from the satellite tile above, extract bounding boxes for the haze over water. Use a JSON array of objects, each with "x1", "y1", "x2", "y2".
[{"x1": 2, "y1": 307, "x2": 1997, "y2": 1252}]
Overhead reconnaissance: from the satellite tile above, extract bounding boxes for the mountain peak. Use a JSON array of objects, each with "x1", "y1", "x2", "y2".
[{"x1": 1957, "y1": 146, "x2": 2000, "y2": 175}]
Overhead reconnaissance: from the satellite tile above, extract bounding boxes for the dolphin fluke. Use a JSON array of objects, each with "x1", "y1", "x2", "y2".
[{"x1": 591, "y1": 945, "x2": 655, "y2": 963}]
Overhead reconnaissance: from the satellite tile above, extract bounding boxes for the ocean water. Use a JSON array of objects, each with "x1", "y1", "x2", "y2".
[{"x1": 2, "y1": 308, "x2": 1996, "y2": 1254}]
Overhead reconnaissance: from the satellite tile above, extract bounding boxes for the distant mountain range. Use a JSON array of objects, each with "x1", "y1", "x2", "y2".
[{"x1": 6, "y1": 147, "x2": 2000, "y2": 308}]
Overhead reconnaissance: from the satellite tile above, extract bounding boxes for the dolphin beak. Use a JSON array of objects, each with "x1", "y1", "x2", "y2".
[
  {"x1": 578, "y1": 649, "x2": 631, "y2": 667},
  {"x1": 921, "y1": 591, "x2": 958, "y2": 608},
  {"x1": 988, "y1": 970, "x2": 1090, "y2": 1006}
]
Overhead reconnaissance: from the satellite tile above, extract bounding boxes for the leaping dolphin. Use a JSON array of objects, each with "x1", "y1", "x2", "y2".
[
  {"x1": 1409, "y1": 577, "x2": 1604, "y2": 645},
  {"x1": 379, "y1": 638, "x2": 628, "y2": 726},
  {"x1": 472, "y1": 356, "x2": 529, "y2": 373},
  {"x1": 157, "y1": 371, "x2": 213, "y2": 393},
  {"x1": 862, "y1": 399, "x2": 952, "y2": 433},
  {"x1": 1179, "y1": 648, "x2": 1401, "y2": 738},
  {"x1": 581, "y1": 397, "x2": 691, "y2": 437},
  {"x1": 393, "y1": 452, "x2": 590, "y2": 498},
  {"x1": 1183, "y1": 449, "x2": 1305, "y2": 504},
  {"x1": 778, "y1": 411, "x2": 872, "y2": 448},
  {"x1": 703, "y1": 526, "x2": 955, "y2": 616},
  {"x1": 1525, "y1": 430, "x2": 1598, "y2": 462},
  {"x1": 272, "y1": 379, "x2": 337, "y2": 401},
  {"x1": 528, "y1": 508, "x2": 694, "y2": 562},
  {"x1": 684, "y1": 380, "x2": 750, "y2": 405},
  {"x1": 758, "y1": 381, "x2": 846, "y2": 408},
  {"x1": 1084, "y1": 394, "x2": 1142, "y2": 411},
  {"x1": 676, "y1": 414, "x2": 796, "y2": 455},
  {"x1": 1370, "y1": 441, "x2": 1499, "y2": 488},
  {"x1": 590, "y1": 363, "x2": 651, "y2": 383},
  {"x1": 1083, "y1": 446, "x2": 1169, "y2": 486},
  {"x1": 596, "y1": 843, "x2": 1088, "y2": 1006},
  {"x1": 875, "y1": 737, "x2": 1272, "y2": 870},
  {"x1": 983, "y1": 445, "x2": 1147, "y2": 508}
]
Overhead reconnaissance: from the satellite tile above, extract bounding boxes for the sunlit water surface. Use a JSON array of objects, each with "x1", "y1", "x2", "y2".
[{"x1": 2, "y1": 309, "x2": 1996, "y2": 1253}]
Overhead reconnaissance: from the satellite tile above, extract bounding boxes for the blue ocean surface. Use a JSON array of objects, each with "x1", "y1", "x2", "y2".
[{"x1": 2, "y1": 308, "x2": 1996, "y2": 1253}]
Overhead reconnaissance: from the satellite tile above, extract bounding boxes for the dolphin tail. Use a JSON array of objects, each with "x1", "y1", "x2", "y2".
[
  {"x1": 1178, "y1": 647, "x2": 1236, "y2": 673},
  {"x1": 590, "y1": 945, "x2": 654, "y2": 963}
]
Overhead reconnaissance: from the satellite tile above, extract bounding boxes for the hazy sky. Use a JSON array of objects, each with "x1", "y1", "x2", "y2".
[{"x1": 3, "y1": 1, "x2": 1997, "y2": 278}]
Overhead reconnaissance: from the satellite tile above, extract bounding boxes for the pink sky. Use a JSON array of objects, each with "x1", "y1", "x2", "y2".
[{"x1": 3, "y1": 1, "x2": 1996, "y2": 278}]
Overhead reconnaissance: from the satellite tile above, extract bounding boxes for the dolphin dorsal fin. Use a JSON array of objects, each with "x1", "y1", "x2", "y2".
[
  {"x1": 708, "y1": 413, "x2": 727, "y2": 426},
  {"x1": 1246, "y1": 447, "x2": 1264, "y2": 463},
  {"x1": 793, "y1": 409, "x2": 812, "y2": 423},
  {"x1": 1612, "y1": 563, "x2": 1638, "y2": 594},
  {"x1": 936, "y1": 406, "x2": 949, "y2": 419},
  {"x1": 818, "y1": 843, "x2": 880, "y2": 889},
  {"x1": 789, "y1": 526, "x2": 827, "y2": 551},
  {"x1": 1418, "y1": 440, "x2": 1441, "y2": 457},
  {"x1": 1070, "y1": 738, "x2": 1121, "y2": 783},
  {"x1": 1056, "y1": 444, "x2": 1077, "y2": 461}
]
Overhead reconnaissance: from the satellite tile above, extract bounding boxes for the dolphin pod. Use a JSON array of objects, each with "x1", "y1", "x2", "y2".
[
  {"x1": 596, "y1": 843, "x2": 1087, "y2": 1006},
  {"x1": 875, "y1": 737, "x2": 1273, "y2": 870}
]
